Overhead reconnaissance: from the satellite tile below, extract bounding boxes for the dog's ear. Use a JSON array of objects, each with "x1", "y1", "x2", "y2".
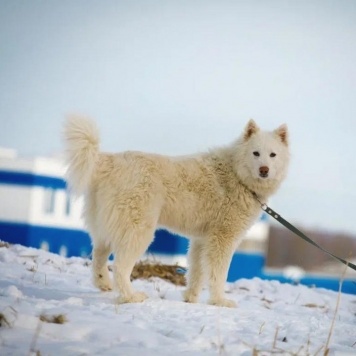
[
  {"x1": 274, "y1": 124, "x2": 288, "y2": 145},
  {"x1": 244, "y1": 119, "x2": 259, "y2": 140}
]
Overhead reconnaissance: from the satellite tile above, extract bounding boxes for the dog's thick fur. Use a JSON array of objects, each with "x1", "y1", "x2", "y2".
[{"x1": 63, "y1": 117, "x2": 289, "y2": 307}]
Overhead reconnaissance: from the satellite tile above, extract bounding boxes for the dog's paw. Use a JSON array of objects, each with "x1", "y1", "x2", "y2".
[
  {"x1": 96, "y1": 279, "x2": 113, "y2": 292},
  {"x1": 117, "y1": 291, "x2": 148, "y2": 304},
  {"x1": 183, "y1": 290, "x2": 199, "y2": 303},
  {"x1": 208, "y1": 298, "x2": 237, "y2": 308},
  {"x1": 99, "y1": 284, "x2": 112, "y2": 292},
  {"x1": 93, "y1": 275, "x2": 113, "y2": 292}
]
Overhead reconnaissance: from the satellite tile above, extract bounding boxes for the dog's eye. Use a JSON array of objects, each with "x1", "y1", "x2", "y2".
[
  {"x1": 253, "y1": 151, "x2": 260, "y2": 157},
  {"x1": 270, "y1": 152, "x2": 276, "y2": 158}
]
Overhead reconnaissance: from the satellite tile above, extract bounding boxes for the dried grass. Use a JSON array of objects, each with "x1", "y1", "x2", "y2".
[
  {"x1": 323, "y1": 262, "x2": 348, "y2": 355},
  {"x1": 39, "y1": 313, "x2": 67, "y2": 324},
  {"x1": 302, "y1": 303, "x2": 325, "y2": 309},
  {"x1": 0, "y1": 312, "x2": 11, "y2": 327},
  {"x1": 0, "y1": 241, "x2": 10, "y2": 248},
  {"x1": 108, "y1": 261, "x2": 187, "y2": 286}
]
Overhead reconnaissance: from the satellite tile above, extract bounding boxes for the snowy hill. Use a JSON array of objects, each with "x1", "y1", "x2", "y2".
[{"x1": 0, "y1": 242, "x2": 355, "y2": 355}]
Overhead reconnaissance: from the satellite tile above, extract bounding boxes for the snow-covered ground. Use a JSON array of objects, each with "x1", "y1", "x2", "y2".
[{"x1": 0, "y1": 242, "x2": 355, "y2": 355}]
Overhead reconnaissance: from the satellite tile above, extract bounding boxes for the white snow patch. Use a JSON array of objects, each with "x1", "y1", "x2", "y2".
[
  {"x1": 1, "y1": 285, "x2": 23, "y2": 298},
  {"x1": 0, "y1": 242, "x2": 355, "y2": 355}
]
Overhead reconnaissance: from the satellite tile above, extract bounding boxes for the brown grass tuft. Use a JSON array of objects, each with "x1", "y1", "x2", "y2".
[
  {"x1": 110, "y1": 261, "x2": 187, "y2": 286},
  {"x1": 302, "y1": 303, "x2": 325, "y2": 309},
  {"x1": 0, "y1": 312, "x2": 11, "y2": 327},
  {"x1": 39, "y1": 313, "x2": 67, "y2": 324},
  {"x1": 0, "y1": 241, "x2": 10, "y2": 248}
]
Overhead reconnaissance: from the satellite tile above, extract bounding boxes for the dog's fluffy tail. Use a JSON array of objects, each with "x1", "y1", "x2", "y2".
[{"x1": 63, "y1": 116, "x2": 100, "y2": 194}]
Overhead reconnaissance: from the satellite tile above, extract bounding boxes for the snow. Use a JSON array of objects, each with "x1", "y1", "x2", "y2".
[{"x1": 0, "y1": 242, "x2": 355, "y2": 355}]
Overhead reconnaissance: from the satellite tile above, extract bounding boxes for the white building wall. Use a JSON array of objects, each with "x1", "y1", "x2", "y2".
[
  {"x1": 0, "y1": 156, "x2": 35, "y2": 172},
  {"x1": 33, "y1": 156, "x2": 66, "y2": 177},
  {"x1": 0, "y1": 185, "x2": 31, "y2": 222}
]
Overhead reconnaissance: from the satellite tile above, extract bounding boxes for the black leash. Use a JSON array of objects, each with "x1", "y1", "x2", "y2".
[{"x1": 253, "y1": 193, "x2": 356, "y2": 272}]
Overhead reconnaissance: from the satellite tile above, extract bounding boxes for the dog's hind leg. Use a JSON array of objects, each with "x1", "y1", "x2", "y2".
[
  {"x1": 92, "y1": 241, "x2": 112, "y2": 291},
  {"x1": 183, "y1": 239, "x2": 205, "y2": 303},
  {"x1": 204, "y1": 234, "x2": 237, "y2": 308},
  {"x1": 113, "y1": 226, "x2": 156, "y2": 304}
]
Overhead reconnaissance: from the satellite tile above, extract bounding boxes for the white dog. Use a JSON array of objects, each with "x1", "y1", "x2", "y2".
[{"x1": 64, "y1": 117, "x2": 289, "y2": 307}]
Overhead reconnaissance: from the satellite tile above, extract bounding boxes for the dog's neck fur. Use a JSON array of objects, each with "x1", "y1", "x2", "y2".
[{"x1": 237, "y1": 173, "x2": 281, "y2": 201}]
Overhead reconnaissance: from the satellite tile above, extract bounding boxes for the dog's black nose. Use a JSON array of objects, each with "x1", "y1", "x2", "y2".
[{"x1": 259, "y1": 166, "x2": 269, "y2": 178}]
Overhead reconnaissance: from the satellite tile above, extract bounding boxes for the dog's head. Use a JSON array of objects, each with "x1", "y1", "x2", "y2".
[{"x1": 236, "y1": 119, "x2": 290, "y2": 188}]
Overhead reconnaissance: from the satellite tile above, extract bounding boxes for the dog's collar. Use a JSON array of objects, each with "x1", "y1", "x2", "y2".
[
  {"x1": 239, "y1": 181, "x2": 267, "y2": 210},
  {"x1": 252, "y1": 191, "x2": 268, "y2": 210}
]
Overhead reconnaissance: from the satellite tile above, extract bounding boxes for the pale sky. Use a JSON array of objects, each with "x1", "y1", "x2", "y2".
[{"x1": 1, "y1": 1, "x2": 356, "y2": 234}]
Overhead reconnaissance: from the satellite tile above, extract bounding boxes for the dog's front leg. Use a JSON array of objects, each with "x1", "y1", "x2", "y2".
[{"x1": 204, "y1": 233, "x2": 237, "y2": 308}]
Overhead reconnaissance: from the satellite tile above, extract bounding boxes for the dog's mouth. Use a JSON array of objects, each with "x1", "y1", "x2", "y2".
[{"x1": 259, "y1": 173, "x2": 269, "y2": 179}]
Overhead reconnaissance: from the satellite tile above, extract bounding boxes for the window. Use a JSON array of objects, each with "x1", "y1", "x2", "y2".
[
  {"x1": 65, "y1": 192, "x2": 71, "y2": 216},
  {"x1": 43, "y1": 188, "x2": 56, "y2": 214}
]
